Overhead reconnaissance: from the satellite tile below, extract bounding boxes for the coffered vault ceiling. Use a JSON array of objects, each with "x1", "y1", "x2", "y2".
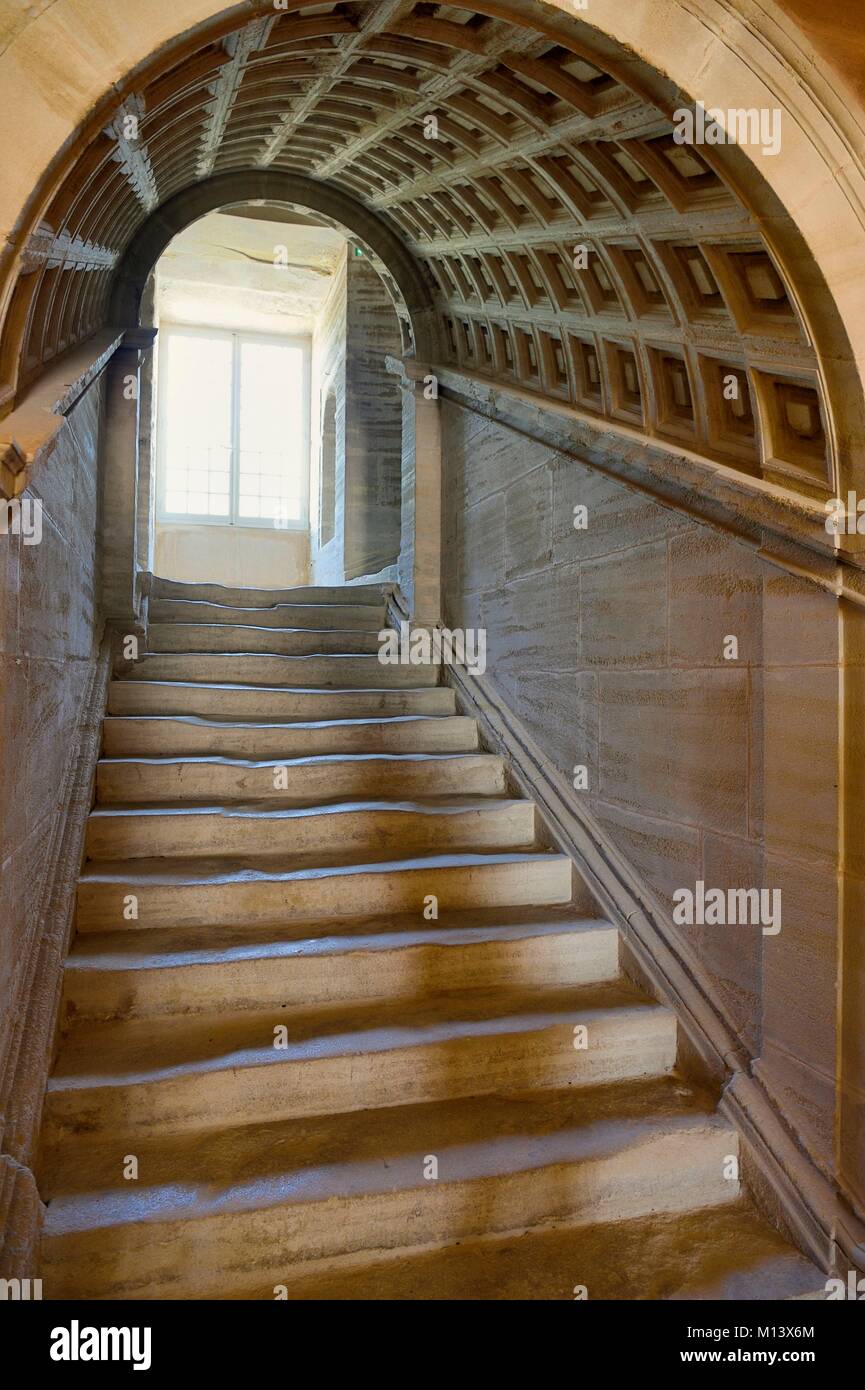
[{"x1": 0, "y1": 0, "x2": 837, "y2": 500}]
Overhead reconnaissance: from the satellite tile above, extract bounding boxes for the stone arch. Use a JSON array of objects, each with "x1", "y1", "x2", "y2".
[{"x1": 109, "y1": 171, "x2": 438, "y2": 359}]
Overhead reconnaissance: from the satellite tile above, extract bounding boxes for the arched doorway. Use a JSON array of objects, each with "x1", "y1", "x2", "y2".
[{"x1": 109, "y1": 170, "x2": 437, "y2": 358}]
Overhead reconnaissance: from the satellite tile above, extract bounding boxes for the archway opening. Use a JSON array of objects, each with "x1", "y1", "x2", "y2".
[{"x1": 140, "y1": 199, "x2": 408, "y2": 589}]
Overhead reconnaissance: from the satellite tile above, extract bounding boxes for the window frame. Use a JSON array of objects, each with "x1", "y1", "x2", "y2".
[{"x1": 156, "y1": 322, "x2": 311, "y2": 531}]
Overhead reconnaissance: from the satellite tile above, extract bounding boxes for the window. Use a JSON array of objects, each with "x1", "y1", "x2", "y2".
[{"x1": 157, "y1": 325, "x2": 309, "y2": 528}]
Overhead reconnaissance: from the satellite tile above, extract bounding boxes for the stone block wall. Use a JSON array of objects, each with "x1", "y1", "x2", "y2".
[
  {"x1": 343, "y1": 255, "x2": 403, "y2": 580},
  {"x1": 0, "y1": 376, "x2": 106, "y2": 1264},
  {"x1": 311, "y1": 250, "x2": 403, "y2": 587},
  {"x1": 310, "y1": 249, "x2": 347, "y2": 587},
  {"x1": 440, "y1": 397, "x2": 856, "y2": 1196}
]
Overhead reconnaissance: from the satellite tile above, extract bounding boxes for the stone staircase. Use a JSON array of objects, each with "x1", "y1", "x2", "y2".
[{"x1": 37, "y1": 579, "x2": 823, "y2": 1300}]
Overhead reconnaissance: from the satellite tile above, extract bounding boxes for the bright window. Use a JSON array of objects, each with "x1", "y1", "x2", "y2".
[{"x1": 157, "y1": 325, "x2": 309, "y2": 528}]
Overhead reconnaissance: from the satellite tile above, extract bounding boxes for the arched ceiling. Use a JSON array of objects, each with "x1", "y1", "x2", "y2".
[
  {"x1": 107, "y1": 169, "x2": 438, "y2": 357},
  {"x1": 0, "y1": 0, "x2": 850, "y2": 502}
]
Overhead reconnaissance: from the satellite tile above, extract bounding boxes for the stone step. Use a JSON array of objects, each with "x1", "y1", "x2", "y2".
[
  {"x1": 76, "y1": 849, "x2": 575, "y2": 931},
  {"x1": 150, "y1": 578, "x2": 387, "y2": 607},
  {"x1": 61, "y1": 910, "x2": 617, "y2": 1021},
  {"x1": 85, "y1": 796, "x2": 536, "y2": 861},
  {"x1": 190, "y1": 1201, "x2": 825, "y2": 1303},
  {"x1": 150, "y1": 598, "x2": 385, "y2": 629},
  {"x1": 95, "y1": 751, "x2": 507, "y2": 804},
  {"x1": 125, "y1": 653, "x2": 437, "y2": 689},
  {"x1": 107, "y1": 681, "x2": 457, "y2": 720},
  {"x1": 147, "y1": 623, "x2": 381, "y2": 655},
  {"x1": 102, "y1": 713, "x2": 479, "y2": 759},
  {"x1": 39, "y1": 1077, "x2": 731, "y2": 1300},
  {"x1": 34, "y1": 576, "x2": 821, "y2": 1304},
  {"x1": 41, "y1": 983, "x2": 677, "y2": 1147}
]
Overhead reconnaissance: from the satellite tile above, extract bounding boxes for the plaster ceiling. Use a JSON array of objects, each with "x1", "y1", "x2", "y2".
[{"x1": 156, "y1": 210, "x2": 346, "y2": 333}]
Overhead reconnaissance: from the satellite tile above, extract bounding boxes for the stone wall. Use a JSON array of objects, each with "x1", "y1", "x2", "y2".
[
  {"x1": 310, "y1": 249, "x2": 347, "y2": 587},
  {"x1": 0, "y1": 375, "x2": 107, "y2": 1269},
  {"x1": 311, "y1": 251, "x2": 403, "y2": 587},
  {"x1": 154, "y1": 522, "x2": 309, "y2": 588},
  {"x1": 343, "y1": 255, "x2": 403, "y2": 581},
  {"x1": 440, "y1": 397, "x2": 852, "y2": 1193}
]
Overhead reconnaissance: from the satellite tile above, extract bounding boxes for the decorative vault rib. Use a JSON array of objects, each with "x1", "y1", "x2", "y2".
[
  {"x1": 258, "y1": 0, "x2": 408, "y2": 166},
  {"x1": 197, "y1": 16, "x2": 276, "y2": 179},
  {"x1": 104, "y1": 97, "x2": 160, "y2": 216},
  {"x1": 313, "y1": 13, "x2": 554, "y2": 182}
]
